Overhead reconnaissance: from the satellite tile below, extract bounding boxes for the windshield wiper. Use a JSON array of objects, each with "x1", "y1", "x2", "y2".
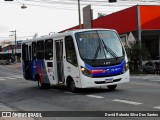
[
  {"x1": 93, "y1": 31, "x2": 118, "y2": 60},
  {"x1": 101, "y1": 39, "x2": 119, "y2": 60},
  {"x1": 93, "y1": 39, "x2": 101, "y2": 60},
  {"x1": 93, "y1": 38, "x2": 107, "y2": 60}
]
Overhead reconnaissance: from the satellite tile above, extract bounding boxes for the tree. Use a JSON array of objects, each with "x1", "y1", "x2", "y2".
[
  {"x1": 126, "y1": 41, "x2": 151, "y2": 71},
  {"x1": 97, "y1": 13, "x2": 106, "y2": 18}
]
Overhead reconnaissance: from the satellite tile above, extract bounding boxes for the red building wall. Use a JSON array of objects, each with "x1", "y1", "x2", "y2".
[
  {"x1": 61, "y1": 5, "x2": 160, "y2": 34},
  {"x1": 140, "y1": 5, "x2": 160, "y2": 30},
  {"x1": 92, "y1": 6, "x2": 137, "y2": 34}
]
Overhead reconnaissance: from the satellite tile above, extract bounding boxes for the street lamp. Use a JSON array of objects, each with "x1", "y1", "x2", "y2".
[
  {"x1": 10, "y1": 30, "x2": 17, "y2": 64},
  {"x1": 4, "y1": 0, "x2": 27, "y2": 9},
  {"x1": 109, "y1": 0, "x2": 117, "y2": 2},
  {"x1": 21, "y1": 4, "x2": 27, "y2": 9}
]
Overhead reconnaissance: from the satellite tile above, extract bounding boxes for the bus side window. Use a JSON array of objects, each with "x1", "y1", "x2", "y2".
[
  {"x1": 22, "y1": 44, "x2": 26, "y2": 61},
  {"x1": 45, "y1": 39, "x2": 53, "y2": 60},
  {"x1": 65, "y1": 36, "x2": 78, "y2": 67},
  {"x1": 37, "y1": 40, "x2": 44, "y2": 60},
  {"x1": 32, "y1": 42, "x2": 37, "y2": 60}
]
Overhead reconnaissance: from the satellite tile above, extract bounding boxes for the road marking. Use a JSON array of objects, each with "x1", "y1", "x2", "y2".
[
  {"x1": 7, "y1": 77, "x2": 17, "y2": 80},
  {"x1": 0, "y1": 76, "x2": 23, "y2": 81},
  {"x1": 112, "y1": 99, "x2": 142, "y2": 105},
  {"x1": 150, "y1": 80, "x2": 160, "y2": 82},
  {"x1": 16, "y1": 76, "x2": 23, "y2": 79},
  {"x1": 153, "y1": 106, "x2": 160, "y2": 110},
  {"x1": 86, "y1": 95, "x2": 104, "y2": 99}
]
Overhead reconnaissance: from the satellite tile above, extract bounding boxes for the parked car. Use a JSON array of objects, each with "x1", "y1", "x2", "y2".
[{"x1": 143, "y1": 61, "x2": 160, "y2": 74}]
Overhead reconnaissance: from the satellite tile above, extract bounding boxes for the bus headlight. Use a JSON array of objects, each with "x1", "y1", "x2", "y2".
[
  {"x1": 81, "y1": 66, "x2": 92, "y2": 77},
  {"x1": 123, "y1": 63, "x2": 129, "y2": 73}
]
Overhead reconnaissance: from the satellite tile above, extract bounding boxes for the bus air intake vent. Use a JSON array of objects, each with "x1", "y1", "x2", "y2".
[{"x1": 94, "y1": 78, "x2": 121, "y2": 84}]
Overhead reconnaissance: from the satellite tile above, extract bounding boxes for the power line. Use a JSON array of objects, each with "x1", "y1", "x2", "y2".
[
  {"x1": 2, "y1": 0, "x2": 160, "y2": 8},
  {"x1": 21, "y1": 0, "x2": 160, "y2": 7},
  {"x1": 1, "y1": 0, "x2": 160, "y2": 12}
]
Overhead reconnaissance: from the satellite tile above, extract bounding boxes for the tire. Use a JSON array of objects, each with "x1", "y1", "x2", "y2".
[
  {"x1": 68, "y1": 80, "x2": 78, "y2": 93},
  {"x1": 107, "y1": 85, "x2": 117, "y2": 90},
  {"x1": 38, "y1": 80, "x2": 50, "y2": 89}
]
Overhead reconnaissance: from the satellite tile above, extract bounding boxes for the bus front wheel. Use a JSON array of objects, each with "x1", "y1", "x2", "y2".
[
  {"x1": 68, "y1": 80, "x2": 78, "y2": 93},
  {"x1": 107, "y1": 85, "x2": 117, "y2": 90}
]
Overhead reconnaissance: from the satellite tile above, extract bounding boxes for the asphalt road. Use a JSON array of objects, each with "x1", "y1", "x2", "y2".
[{"x1": 0, "y1": 64, "x2": 160, "y2": 120}]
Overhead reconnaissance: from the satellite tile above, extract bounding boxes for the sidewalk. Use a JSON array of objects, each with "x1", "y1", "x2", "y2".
[
  {"x1": 130, "y1": 73, "x2": 160, "y2": 81},
  {"x1": 130, "y1": 71, "x2": 160, "y2": 76},
  {"x1": 6, "y1": 63, "x2": 22, "y2": 69}
]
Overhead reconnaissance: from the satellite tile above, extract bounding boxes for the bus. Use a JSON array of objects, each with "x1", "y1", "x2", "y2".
[
  {"x1": 22, "y1": 29, "x2": 129, "y2": 92},
  {"x1": 0, "y1": 52, "x2": 12, "y2": 65}
]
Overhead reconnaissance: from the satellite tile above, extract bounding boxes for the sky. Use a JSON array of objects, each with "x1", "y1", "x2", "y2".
[{"x1": 0, "y1": 0, "x2": 160, "y2": 41}]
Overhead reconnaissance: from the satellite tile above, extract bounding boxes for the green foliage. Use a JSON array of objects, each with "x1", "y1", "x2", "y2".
[
  {"x1": 127, "y1": 41, "x2": 151, "y2": 60},
  {"x1": 126, "y1": 41, "x2": 151, "y2": 71},
  {"x1": 97, "y1": 13, "x2": 106, "y2": 18}
]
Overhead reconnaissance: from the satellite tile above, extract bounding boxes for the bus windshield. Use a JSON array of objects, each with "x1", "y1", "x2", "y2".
[{"x1": 75, "y1": 30, "x2": 124, "y2": 60}]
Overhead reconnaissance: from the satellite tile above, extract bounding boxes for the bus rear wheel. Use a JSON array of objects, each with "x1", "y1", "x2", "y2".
[
  {"x1": 38, "y1": 80, "x2": 50, "y2": 89},
  {"x1": 107, "y1": 85, "x2": 117, "y2": 90}
]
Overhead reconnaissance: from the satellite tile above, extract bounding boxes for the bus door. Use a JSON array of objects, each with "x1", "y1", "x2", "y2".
[
  {"x1": 22, "y1": 44, "x2": 32, "y2": 80},
  {"x1": 55, "y1": 40, "x2": 64, "y2": 83},
  {"x1": 64, "y1": 36, "x2": 81, "y2": 88}
]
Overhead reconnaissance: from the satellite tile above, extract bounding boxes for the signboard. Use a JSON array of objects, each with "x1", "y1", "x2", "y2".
[{"x1": 83, "y1": 5, "x2": 93, "y2": 29}]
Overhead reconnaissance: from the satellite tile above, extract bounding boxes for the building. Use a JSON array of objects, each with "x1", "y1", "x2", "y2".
[
  {"x1": 0, "y1": 40, "x2": 22, "y2": 62},
  {"x1": 61, "y1": 5, "x2": 160, "y2": 60}
]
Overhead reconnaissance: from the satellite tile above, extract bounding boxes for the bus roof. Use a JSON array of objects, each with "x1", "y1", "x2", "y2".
[{"x1": 22, "y1": 28, "x2": 116, "y2": 44}]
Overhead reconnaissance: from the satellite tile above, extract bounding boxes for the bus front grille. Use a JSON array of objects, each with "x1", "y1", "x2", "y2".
[{"x1": 94, "y1": 78, "x2": 122, "y2": 84}]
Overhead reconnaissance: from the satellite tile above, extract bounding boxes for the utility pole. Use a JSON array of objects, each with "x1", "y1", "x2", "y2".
[
  {"x1": 78, "y1": 0, "x2": 82, "y2": 29},
  {"x1": 137, "y1": 5, "x2": 142, "y2": 70},
  {"x1": 10, "y1": 30, "x2": 17, "y2": 64}
]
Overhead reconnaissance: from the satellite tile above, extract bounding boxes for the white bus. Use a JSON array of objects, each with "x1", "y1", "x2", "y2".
[{"x1": 22, "y1": 29, "x2": 129, "y2": 92}]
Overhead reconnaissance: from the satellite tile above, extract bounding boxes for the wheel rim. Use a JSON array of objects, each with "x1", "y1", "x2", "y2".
[
  {"x1": 38, "y1": 80, "x2": 42, "y2": 88},
  {"x1": 38, "y1": 80, "x2": 44, "y2": 88}
]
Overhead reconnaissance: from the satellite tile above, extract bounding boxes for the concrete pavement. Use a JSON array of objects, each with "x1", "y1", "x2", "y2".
[{"x1": 5, "y1": 63, "x2": 22, "y2": 69}]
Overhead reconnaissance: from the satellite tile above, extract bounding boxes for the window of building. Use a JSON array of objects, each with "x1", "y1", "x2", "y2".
[{"x1": 120, "y1": 34, "x2": 128, "y2": 48}]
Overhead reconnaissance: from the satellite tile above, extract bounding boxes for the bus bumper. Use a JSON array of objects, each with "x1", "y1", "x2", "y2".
[{"x1": 79, "y1": 70, "x2": 130, "y2": 88}]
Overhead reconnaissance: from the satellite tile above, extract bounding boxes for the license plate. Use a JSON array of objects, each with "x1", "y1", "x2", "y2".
[{"x1": 105, "y1": 78, "x2": 113, "y2": 83}]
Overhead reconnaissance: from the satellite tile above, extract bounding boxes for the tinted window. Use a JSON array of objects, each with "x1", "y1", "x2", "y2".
[
  {"x1": 65, "y1": 36, "x2": 77, "y2": 66},
  {"x1": 37, "y1": 40, "x2": 44, "y2": 60},
  {"x1": 32, "y1": 42, "x2": 37, "y2": 60},
  {"x1": 45, "y1": 39, "x2": 53, "y2": 60},
  {"x1": 146, "y1": 62, "x2": 153, "y2": 67}
]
